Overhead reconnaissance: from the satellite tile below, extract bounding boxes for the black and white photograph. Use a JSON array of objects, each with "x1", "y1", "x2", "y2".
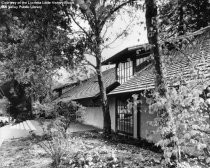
[{"x1": 0, "y1": 0, "x2": 210, "y2": 167}]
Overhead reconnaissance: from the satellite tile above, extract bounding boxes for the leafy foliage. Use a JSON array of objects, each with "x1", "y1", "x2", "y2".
[
  {"x1": 31, "y1": 100, "x2": 85, "y2": 166},
  {"x1": 0, "y1": 5, "x2": 85, "y2": 102},
  {"x1": 132, "y1": 85, "x2": 210, "y2": 167},
  {"x1": 1, "y1": 129, "x2": 162, "y2": 168},
  {"x1": 159, "y1": 0, "x2": 210, "y2": 39},
  {"x1": 55, "y1": 101, "x2": 86, "y2": 133},
  {"x1": 32, "y1": 101, "x2": 56, "y2": 119},
  {"x1": 142, "y1": 1, "x2": 210, "y2": 166},
  {"x1": 0, "y1": 79, "x2": 33, "y2": 122},
  {"x1": 0, "y1": 96, "x2": 10, "y2": 116},
  {"x1": 30, "y1": 119, "x2": 71, "y2": 168},
  {"x1": 7, "y1": 104, "x2": 32, "y2": 122},
  {"x1": 69, "y1": 0, "x2": 140, "y2": 134},
  {"x1": 33, "y1": 100, "x2": 85, "y2": 125}
]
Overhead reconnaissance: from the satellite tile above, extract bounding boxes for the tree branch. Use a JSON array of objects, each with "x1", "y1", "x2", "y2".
[
  {"x1": 67, "y1": 10, "x2": 91, "y2": 39},
  {"x1": 80, "y1": 9, "x2": 95, "y2": 34},
  {"x1": 102, "y1": 13, "x2": 136, "y2": 50},
  {"x1": 74, "y1": 51, "x2": 96, "y2": 69},
  {"x1": 99, "y1": 0, "x2": 137, "y2": 33},
  {"x1": 83, "y1": 58, "x2": 96, "y2": 69}
]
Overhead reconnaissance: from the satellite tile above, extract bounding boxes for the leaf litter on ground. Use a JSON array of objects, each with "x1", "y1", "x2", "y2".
[{"x1": 0, "y1": 131, "x2": 162, "y2": 168}]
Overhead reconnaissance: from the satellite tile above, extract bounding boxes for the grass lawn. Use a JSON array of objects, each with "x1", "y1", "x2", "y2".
[{"x1": 0, "y1": 131, "x2": 162, "y2": 168}]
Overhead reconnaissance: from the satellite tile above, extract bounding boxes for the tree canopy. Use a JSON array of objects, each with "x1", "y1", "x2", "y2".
[
  {"x1": 0, "y1": 4, "x2": 85, "y2": 101},
  {"x1": 68, "y1": 0, "x2": 142, "y2": 134},
  {"x1": 159, "y1": 0, "x2": 210, "y2": 39}
]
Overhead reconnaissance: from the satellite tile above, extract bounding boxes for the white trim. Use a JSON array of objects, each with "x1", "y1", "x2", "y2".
[
  {"x1": 108, "y1": 86, "x2": 155, "y2": 95},
  {"x1": 23, "y1": 121, "x2": 30, "y2": 130},
  {"x1": 0, "y1": 138, "x2": 4, "y2": 147},
  {"x1": 20, "y1": 123, "x2": 24, "y2": 130},
  {"x1": 26, "y1": 120, "x2": 36, "y2": 131},
  {"x1": 133, "y1": 109, "x2": 138, "y2": 139}
]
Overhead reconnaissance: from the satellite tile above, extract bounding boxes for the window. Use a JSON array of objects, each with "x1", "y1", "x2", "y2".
[
  {"x1": 117, "y1": 99, "x2": 133, "y2": 135},
  {"x1": 117, "y1": 60, "x2": 133, "y2": 84},
  {"x1": 136, "y1": 56, "x2": 150, "y2": 66}
]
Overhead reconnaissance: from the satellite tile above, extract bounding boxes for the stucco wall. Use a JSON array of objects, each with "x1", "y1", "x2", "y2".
[
  {"x1": 109, "y1": 97, "x2": 116, "y2": 131},
  {"x1": 81, "y1": 97, "x2": 116, "y2": 131},
  {"x1": 80, "y1": 95, "x2": 160, "y2": 143},
  {"x1": 139, "y1": 96, "x2": 160, "y2": 143},
  {"x1": 83, "y1": 106, "x2": 104, "y2": 129}
]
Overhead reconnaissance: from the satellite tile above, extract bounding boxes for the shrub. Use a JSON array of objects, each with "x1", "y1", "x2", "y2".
[
  {"x1": 128, "y1": 84, "x2": 210, "y2": 167},
  {"x1": 5, "y1": 98, "x2": 33, "y2": 123},
  {"x1": 33, "y1": 100, "x2": 85, "y2": 131},
  {"x1": 32, "y1": 101, "x2": 56, "y2": 119},
  {"x1": 31, "y1": 101, "x2": 85, "y2": 167},
  {"x1": 0, "y1": 96, "x2": 10, "y2": 115},
  {"x1": 146, "y1": 85, "x2": 210, "y2": 167},
  {"x1": 0, "y1": 96, "x2": 10, "y2": 120},
  {"x1": 30, "y1": 118, "x2": 71, "y2": 168},
  {"x1": 0, "y1": 120, "x2": 8, "y2": 127},
  {"x1": 55, "y1": 101, "x2": 86, "y2": 134}
]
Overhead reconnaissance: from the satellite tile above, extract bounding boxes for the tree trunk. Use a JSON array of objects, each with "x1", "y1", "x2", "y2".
[
  {"x1": 178, "y1": 0, "x2": 184, "y2": 36},
  {"x1": 145, "y1": 2, "x2": 178, "y2": 166},
  {"x1": 145, "y1": 0, "x2": 166, "y2": 96},
  {"x1": 95, "y1": 45, "x2": 112, "y2": 135}
]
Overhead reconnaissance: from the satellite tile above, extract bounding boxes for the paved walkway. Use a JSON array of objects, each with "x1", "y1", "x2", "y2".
[
  {"x1": 0, "y1": 120, "x2": 96, "y2": 147},
  {"x1": 0, "y1": 120, "x2": 38, "y2": 147},
  {"x1": 10, "y1": 120, "x2": 36, "y2": 131},
  {"x1": 67, "y1": 123, "x2": 97, "y2": 133}
]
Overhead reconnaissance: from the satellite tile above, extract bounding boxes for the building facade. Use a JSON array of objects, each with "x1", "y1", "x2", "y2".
[{"x1": 57, "y1": 26, "x2": 210, "y2": 142}]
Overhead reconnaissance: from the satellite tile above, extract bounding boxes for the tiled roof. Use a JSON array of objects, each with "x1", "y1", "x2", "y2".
[
  {"x1": 109, "y1": 26, "x2": 210, "y2": 95},
  {"x1": 53, "y1": 82, "x2": 78, "y2": 91},
  {"x1": 108, "y1": 64, "x2": 155, "y2": 95},
  {"x1": 102, "y1": 27, "x2": 210, "y2": 66},
  {"x1": 56, "y1": 68, "x2": 116, "y2": 102}
]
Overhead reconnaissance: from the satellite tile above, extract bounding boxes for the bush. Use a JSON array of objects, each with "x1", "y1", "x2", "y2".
[
  {"x1": 31, "y1": 101, "x2": 85, "y2": 167},
  {"x1": 0, "y1": 96, "x2": 10, "y2": 115},
  {"x1": 128, "y1": 84, "x2": 210, "y2": 167},
  {"x1": 0, "y1": 96, "x2": 10, "y2": 119},
  {"x1": 30, "y1": 118, "x2": 71, "y2": 168},
  {"x1": 33, "y1": 100, "x2": 85, "y2": 123},
  {"x1": 146, "y1": 85, "x2": 210, "y2": 167},
  {"x1": 55, "y1": 101, "x2": 85, "y2": 134},
  {"x1": 0, "y1": 120, "x2": 8, "y2": 127},
  {"x1": 33, "y1": 101, "x2": 56, "y2": 119}
]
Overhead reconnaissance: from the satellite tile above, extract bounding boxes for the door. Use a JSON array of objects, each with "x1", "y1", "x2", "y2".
[{"x1": 116, "y1": 98, "x2": 133, "y2": 136}]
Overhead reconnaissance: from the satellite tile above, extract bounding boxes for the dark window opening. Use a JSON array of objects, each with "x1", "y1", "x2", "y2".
[
  {"x1": 117, "y1": 98, "x2": 133, "y2": 135},
  {"x1": 136, "y1": 56, "x2": 151, "y2": 66}
]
